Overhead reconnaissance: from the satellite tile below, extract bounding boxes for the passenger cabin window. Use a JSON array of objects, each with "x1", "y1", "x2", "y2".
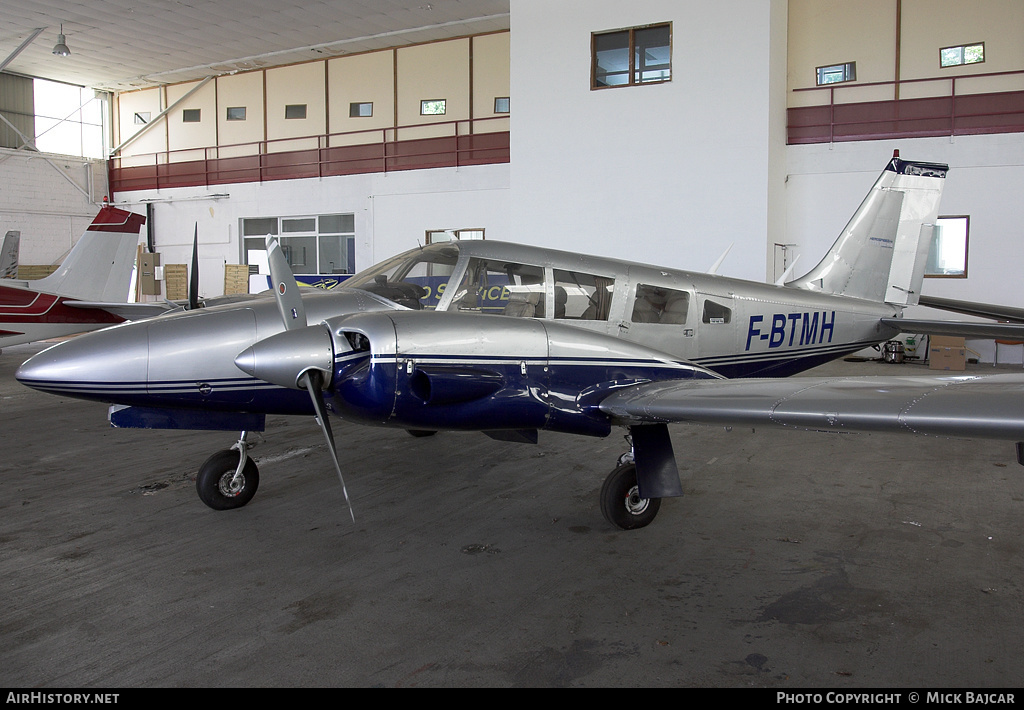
[
  {"x1": 630, "y1": 285, "x2": 690, "y2": 324},
  {"x1": 451, "y1": 258, "x2": 546, "y2": 316},
  {"x1": 553, "y1": 270, "x2": 614, "y2": 320}
]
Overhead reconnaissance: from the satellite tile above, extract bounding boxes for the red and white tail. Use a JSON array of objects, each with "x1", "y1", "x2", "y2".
[{"x1": 32, "y1": 206, "x2": 146, "y2": 302}]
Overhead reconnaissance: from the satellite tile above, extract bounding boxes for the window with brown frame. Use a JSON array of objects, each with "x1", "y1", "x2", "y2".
[
  {"x1": 940, "y1": 42, "x2": 984, "y2": 68},
  {"x1": 816, "y1": 62, "x2": 857, "y2": 86},
  {"x1": 592, "y1": 23, "x2": 671, "y2": 89}
]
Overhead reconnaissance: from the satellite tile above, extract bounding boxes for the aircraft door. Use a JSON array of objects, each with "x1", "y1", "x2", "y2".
[
  {"x1": 695, "y1": 292, "x2": 737, "y2": 362},
  {"x1": 617, "y1": 275, "x2": 698, "y2": 361}
]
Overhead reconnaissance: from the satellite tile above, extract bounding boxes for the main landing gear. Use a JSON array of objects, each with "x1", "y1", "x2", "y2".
[
  {"x1": 599, "y1": 449, "x2": 662, "y2": 531},
  {"x1": 196, "y1": 431, "x2": 260, "y2": 510},
  {"x1": 191, "y1": 430, "x2": 669, "y2": 529}
]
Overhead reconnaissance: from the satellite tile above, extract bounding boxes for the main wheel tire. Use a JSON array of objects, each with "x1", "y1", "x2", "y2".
[
  {"x1": 196, "y1": 449, "x2": 259, "y2": 510},
  {"x1": 600, "y1": 462, "x2": 661, "y2": 530}
]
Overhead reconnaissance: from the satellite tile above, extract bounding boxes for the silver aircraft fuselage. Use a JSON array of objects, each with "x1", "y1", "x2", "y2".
[{"x1": 17, "y1": 239, "x2": 900, "y2": 425}]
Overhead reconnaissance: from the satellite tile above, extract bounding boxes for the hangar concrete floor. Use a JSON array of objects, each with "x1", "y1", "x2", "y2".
[{"x1": 1, "y1": 340, "x2": 1022, "y2": 688}]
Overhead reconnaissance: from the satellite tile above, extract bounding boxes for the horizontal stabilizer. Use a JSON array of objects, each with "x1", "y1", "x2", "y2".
[
  {"x1": 881, "y1": 318, "x2": 1024, "y2": 340},
  {"x1": 599, "y1": 374, "x2": 1024, "y2": 441},
  {"x1": 919, "y1": 295, "x2": 1024, "y2": 324}
]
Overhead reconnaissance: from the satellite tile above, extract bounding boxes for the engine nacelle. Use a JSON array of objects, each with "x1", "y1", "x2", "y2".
[{"x1": 319, "y1": 311, "x2": 715, "y2": 438}]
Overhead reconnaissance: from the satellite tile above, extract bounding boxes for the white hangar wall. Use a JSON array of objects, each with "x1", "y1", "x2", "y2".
[
  {"x1": 509, "y1": 0, "x2": 789, "y2": 282},
  {"x1": 121, "y1": 163, "x2": 510, "y2": 300}
]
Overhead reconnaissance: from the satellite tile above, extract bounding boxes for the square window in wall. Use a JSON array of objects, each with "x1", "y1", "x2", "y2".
[
  {"x1": 349, "y1": 102, "x2": 373, "y2": 117},
  {"x1": 592, "y1": 23, "x2": 671, "y2": 89},
  {"x1": 494, "y1": 97, "x2": 510, "y2": 114},
  {"x1": 925, "y1": 216, "x2": 969, "y2": 278},
  {"x1": 182, "y1": 108, "x2": 201, "y2": 123},
  {"x1": 226, "y1": 106, "x2": 246, "y2": 121},
  {"x1": 285, "y1": 104, "x2": 307, "y2": 119},
  {"x1": 420, "y1": 99, "x2": 446, "y2": 116},
  {"x1": 134, "y1": 111, "x2": 151, "y2": 125},
  {"x1": 816, "y1": 62, "x2": 857, "y2": 85},
  {"x1": 940, "y1": 43, "x2": 984, "y2": 68}
]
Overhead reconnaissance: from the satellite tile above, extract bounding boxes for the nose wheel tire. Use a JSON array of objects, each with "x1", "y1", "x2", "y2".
[
  {"x1": 196, "y1": 449, "x2": 260, "y2": 510},
  {"x1": 600, "y1": 462, "x2": 661, "y2": 530}
]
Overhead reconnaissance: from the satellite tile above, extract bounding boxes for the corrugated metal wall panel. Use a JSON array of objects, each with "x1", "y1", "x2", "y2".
[{"x1": 0, "y1": 72, "x2": 34, "y2": 149}]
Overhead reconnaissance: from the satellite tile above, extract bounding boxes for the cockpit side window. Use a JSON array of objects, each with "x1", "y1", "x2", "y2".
[
  {"x1": 552, "y1": 270, "x2": 614, "y2": 320},
  {"x1": 450, "y1": 258, "x2": 546, "y2": 316},
  {"x1": 343, "y1": 245, "x2": 459, "y2": 310},
  {"x1": 630, "y1": 284, "x2": 690, "y2": 324}
]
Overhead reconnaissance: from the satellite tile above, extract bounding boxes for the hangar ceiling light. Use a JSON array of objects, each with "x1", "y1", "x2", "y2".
[{"x1": 51, "y1": 25, "x2": 70, "y2": 57}]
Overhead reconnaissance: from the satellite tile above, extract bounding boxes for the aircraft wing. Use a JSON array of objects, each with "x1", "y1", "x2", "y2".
[
  {"x1": 880, "y1": 317, "x2": 1024, "y2": 340},
  {"x1": 598, "y1": 373, "x2": 1024, "y2": 441}
]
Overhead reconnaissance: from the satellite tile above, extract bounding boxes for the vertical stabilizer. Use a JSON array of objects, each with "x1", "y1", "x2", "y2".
[
  {"x1": 33, "y1": 207, "x2": 146, "y2": 302},
  {"x1": 788, "y1": 155, "x2": 947, "y2": 305},
  {"x1": 0, "y1": 231, "x2": 19, "y2": 279}
]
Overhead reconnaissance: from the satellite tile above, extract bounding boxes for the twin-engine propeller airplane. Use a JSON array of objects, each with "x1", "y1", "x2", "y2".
[
  {"x1": 0, "y1": 206, "x2": 148, "y2": 349},
  {"x1": 16, "y1": 154, "x2": 1024, "y2": 529}
]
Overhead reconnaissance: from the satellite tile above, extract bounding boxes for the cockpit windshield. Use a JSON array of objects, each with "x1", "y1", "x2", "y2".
[{"x1": 342, "y1": 243, "x2": 461, "y2": 310}]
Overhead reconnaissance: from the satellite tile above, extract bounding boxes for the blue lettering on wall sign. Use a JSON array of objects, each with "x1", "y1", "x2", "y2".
[{"x1": 745, "y1": 311, "x2": 836, "y2": 351}]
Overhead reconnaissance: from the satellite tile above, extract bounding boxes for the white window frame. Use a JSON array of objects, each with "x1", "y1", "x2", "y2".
[{"x1": 925, "y1": 215, "x2": 969, "y2": 278}]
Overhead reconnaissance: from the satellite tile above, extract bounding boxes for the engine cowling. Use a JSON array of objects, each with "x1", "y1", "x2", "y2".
[
  {"x1": 234, "y1": 309, "x2": 717, "y2": 437},
  {"x1": 322, "y1": 311, "x2": 551, "y2": 431}
]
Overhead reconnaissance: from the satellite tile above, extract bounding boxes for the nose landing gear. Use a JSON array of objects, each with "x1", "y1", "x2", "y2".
[{"x1": 196, "y1": 431, "x2": 260, "y2": 510}]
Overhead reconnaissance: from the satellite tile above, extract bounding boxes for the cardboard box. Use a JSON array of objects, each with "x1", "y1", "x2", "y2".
[{"x1": 929, "y1": 336, "x2": 966, "y2": 371}]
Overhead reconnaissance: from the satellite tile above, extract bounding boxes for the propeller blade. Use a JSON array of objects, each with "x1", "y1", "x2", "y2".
[
  {"x1": 302, "y1": 369, "x2": 355, "y2": 523},
  {"x1": 266, "y1": 234, "x2": 306, "y2": 330},
  {"x1": 188, "y1": 224, "x2": 199, "y2": 310}
]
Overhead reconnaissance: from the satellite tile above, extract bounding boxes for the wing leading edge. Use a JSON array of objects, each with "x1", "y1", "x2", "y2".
[{"x1": 598, "y1": 373, "x2": 1024, "y2": 441}]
